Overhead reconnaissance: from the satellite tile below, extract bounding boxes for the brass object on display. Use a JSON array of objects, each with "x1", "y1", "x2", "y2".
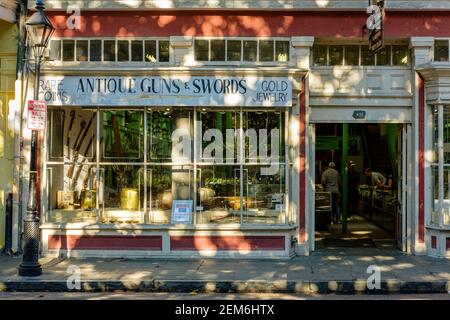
[
  {"x1": 120, "y1": 188, "x2": 139, "y2": 210},
  {"x1": 57, "y1": 191, "x2": 74, "y2": 209},
  {"x1": 80, "y1": 190, "x2": 96, "y2": 210},
  {"x1": 157, "y1": 189, "x2": 173, "y2": 209},
  {"x1": 199, "y1": 187, "x2": 215, "y2": 206}
]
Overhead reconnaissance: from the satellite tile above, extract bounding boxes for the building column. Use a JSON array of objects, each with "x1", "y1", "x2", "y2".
[
  {"x1": 409, "y1": 37, "x2": 434, "y2": 255},
  {"x1": 291, "y1": 36, "x2": 314, "y2": 254},
  {"x1": 170, "y1": 36, "x2": 194, "y2": 67}
]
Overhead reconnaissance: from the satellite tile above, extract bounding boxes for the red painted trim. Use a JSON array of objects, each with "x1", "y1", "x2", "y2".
[
  {"x1": 48, "y1": 235, "x2": 163, "y2": 250},
  {"x1": 418, "y1": 74, "x2": 425, "y2": 244},
  {"x1": 299, "y1": 78, "x2": 306, "y2": 244},
  {"x1": 48, "y1": 11, "x2": 450, "y2": 38},
  {"x1": 170, "y1": 235, "x2": 285, "y2": 251}
]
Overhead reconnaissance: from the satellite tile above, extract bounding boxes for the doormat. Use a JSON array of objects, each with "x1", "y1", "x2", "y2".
[{"x1": 322, "y1": 238, "x2": 376, "y2": 248}]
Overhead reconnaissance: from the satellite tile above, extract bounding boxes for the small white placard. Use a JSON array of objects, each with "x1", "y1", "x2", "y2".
[
  {"x1": 171, "y1": 200, "x2": 193, "y2": 224},
  {"x1": 27, "y1": 100, "x2": 47, "y2": 131},
  {"x1": 276, "y1": 204, "x2": 284, "y2": 212}
]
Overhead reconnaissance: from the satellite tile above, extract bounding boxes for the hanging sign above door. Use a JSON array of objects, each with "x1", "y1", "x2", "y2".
[{"x1": 366, "y1": 0, "x2": 385, "y2": 56}]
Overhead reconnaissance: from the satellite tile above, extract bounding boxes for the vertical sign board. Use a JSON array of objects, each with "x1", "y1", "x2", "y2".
[
  {"x1": 367, "y1": 0, "x2": 385, "y2": 56},
  {"x1": 27, "y1": 100, "x2": 47, "y2": 131}
]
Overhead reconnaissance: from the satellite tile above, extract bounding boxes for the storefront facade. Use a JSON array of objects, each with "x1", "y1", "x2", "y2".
[
  {"x1": 12, "y1": 0, "x2": 450, "y2": 259},
  {"x1": 0, "y1": 0, "x2": 18, "y2": 252}
]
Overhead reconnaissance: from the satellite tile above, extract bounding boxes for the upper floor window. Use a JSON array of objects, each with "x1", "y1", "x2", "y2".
[
  {"x1": 434, "y1": 39, "x2": 449, "y2": 62},
  {"x1": 49, "y1": 38, "x2": 170, "y2": 63},
  {"x1": 194, "y1": 38, "x2": 290, "y2": 63},
  {"x1": 312, "y1": 44, "x2": 410, "y2": 67}
]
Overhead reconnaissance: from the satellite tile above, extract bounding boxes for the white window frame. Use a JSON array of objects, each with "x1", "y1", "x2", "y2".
[
  {"x1": 44, "y1": 106, "x2": 292, "y2": 227},
  {"x1": 311, "y1": 42, "x2": 410, "y2": 67},
  {"x1": 49, "y1": 37, "x2": 171, "y2": 64},
  {"x1": 431, "y1": 104, "x2": 450, "y2": 227},
  {"x1": 193, "y1": 37, "x2": 291, "y2": 66},
  {"x1": 433, "y1": 38, "x2": 450, "y2": 62}
]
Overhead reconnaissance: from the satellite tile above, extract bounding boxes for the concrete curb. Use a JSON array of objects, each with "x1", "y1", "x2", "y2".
[{"x1": 1, "y1": 280, "x2": 449, "y2": 294}]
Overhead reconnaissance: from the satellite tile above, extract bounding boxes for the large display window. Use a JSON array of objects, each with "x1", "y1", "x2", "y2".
[
  {"x1": 45, "y1": 106, "x2": 290, "y2": 226},
  {"x1": 431, "y1": 105, "x2": 450, "y2": 226}
]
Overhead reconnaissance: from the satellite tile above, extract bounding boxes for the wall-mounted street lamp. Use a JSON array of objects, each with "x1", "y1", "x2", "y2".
[{"x1": 18, "y1": 0, "x2": 55, "y2": 277}]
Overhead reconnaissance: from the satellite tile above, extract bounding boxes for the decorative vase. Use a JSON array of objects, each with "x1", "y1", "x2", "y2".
[
  {"x1": 120, "y1": 188, "x2": 139, "y2": 210},
  {"x1": 199, "y1": 187, "x2": 215, "y2": 206},
  {"x1": 157, "y1": 189, "x2": 173, "y2": 210},
  {"x1": 80, "y1": 190, "x2": 96, "y2": 210}
]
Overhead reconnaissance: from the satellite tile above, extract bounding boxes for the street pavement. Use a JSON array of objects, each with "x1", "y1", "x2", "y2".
[
  {"x1": 1, "y1": 248, "x2": 449, "y2": 294},
  {"x1": 0, "y1": 292, "x2": 449, "y2": 300}
]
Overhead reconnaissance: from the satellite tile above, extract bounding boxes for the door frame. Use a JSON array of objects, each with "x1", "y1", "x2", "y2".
[{"x1": 307, "y1": 122, "x2": 412, "y2": 253}]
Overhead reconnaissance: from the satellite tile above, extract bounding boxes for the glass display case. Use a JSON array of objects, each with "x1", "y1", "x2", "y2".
[
  {"x1": 315, "y1": 185, "x2": 332, "y2": 228},
  {"x1": 359, "y1": 185, "x2": 397, "y2": 232}
]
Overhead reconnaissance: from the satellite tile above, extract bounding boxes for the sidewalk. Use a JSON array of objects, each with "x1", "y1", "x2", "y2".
[{"x1": 1, "y1": 248, "x2": 449, "y2": 295}]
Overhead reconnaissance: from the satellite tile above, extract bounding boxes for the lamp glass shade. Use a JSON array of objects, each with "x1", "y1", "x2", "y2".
[{"x1": 26, "y1": 9, "x2": 55, "y2": 49}]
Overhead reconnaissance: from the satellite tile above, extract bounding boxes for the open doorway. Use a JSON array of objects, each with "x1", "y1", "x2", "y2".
[{"x1": 314, "y1": 123, "x2": 403, "y2": 250}]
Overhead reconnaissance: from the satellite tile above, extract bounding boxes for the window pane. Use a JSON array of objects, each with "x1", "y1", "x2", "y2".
[
  {"x1": 148, "y1": 109, "x2": 193, "y2": 162},
  {"x1": 131, "y1": 40, "x2": 143, "y2": 61},
  {"x1": 103, "y1": 40, "x2": 116, "y2": 62},
  {"x1": 62, "y1": 40, "x2": 75, "y2": 61},
  {"x1": 50, "y1": 40, "x2": 61, "y2": 61},
  {"x1": 147, "y1": 166, "x2": 194, "y2": 224},
  {"x1": 360, "y1": 45, "x2": 375, "y2": 65},
  {"x1": 195, "y1": 40, "x2": 209, "y2": 61},
  {"x1": 444, "y1": 107, "x2": 450, "y2": 163},
  {"x1": 243, "y1": 111, "x2": 285, "y2": 163},
  {"x1": 243, "y1": 164, "x2": 286, "y2": 224},
  {"x1": 210, "y1": 40, "x2": 225, "y2": 61},
  {"x1": 196, "y1": 165, "x2": 241, "y2": 224},
  {"x1": 117, "y1": 40, "x2": 129, "y2": 61},
  {"x1": 46, "y1": 164, "x2": 97, "y2": 223},
  {"x1": 90, "y1": 40, "x2": 102, "y2": 61},
  {"x1": 376, "y1": 45, "x2": 391, "y2": 66},
  {"x1": 312, "y1": 45, "x2": 327, "y2": 66},
  {"x1": 158, "y1": 40, "x2": 170, "y2": 62},
  {"x1": 101, "y1": 110, "x2": 144, "y2": 161},
  {"x1": 47, "y1": 109, "x2": 65, "y2": 159},
  {"x1": 329, "y1": 45, "x2": 343, "y2": 65},
  {"x1": 392, "y1": 45, "x2": 409, "y2": 66},
  {"x1": 434, "y1": 40, "x2": 449, "y2": 62},
  {"x1": 275, "y1": 41, "x2": 290, "y2": 62},
  {"x1": 259, "y1": 40, "x2": 274, "y2": 62},
  {"x1": 76, "y1": 40, "x2": 88, "y2": 62},
  {"x1": 144, "y1": 40, "x2": 157, "y2": 62},
  {"x1": 344, "y1": 45, "x2": 359, "y2": 65},
  {"x1": 227, "y1": 40, "x2": 241, "y2": 61},
  {"x1": 100, "y1": 165, "x2": 144, "y2": 224},
  {"x1": 198, "y1": 110, "x2": 240, "y2": 163},
  {"x1": 243, "y1": 40, "x2": 257, "y2": 62}
]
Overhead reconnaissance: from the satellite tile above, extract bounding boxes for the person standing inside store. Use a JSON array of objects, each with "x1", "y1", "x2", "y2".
[
  {"x1": 321, "y1": 162, "x2": 341, "y2": 224},
  {"x1": 364, "y1": 168, "x2": 387, "y2": 188},
  {"x1": 348, "y1": 161, "x2": 360, "y2": 216}
]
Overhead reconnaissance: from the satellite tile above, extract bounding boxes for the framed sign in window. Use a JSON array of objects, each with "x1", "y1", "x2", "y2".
[{"x1": 171, "y1": 200, "x2": 193, "y2": 224}]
